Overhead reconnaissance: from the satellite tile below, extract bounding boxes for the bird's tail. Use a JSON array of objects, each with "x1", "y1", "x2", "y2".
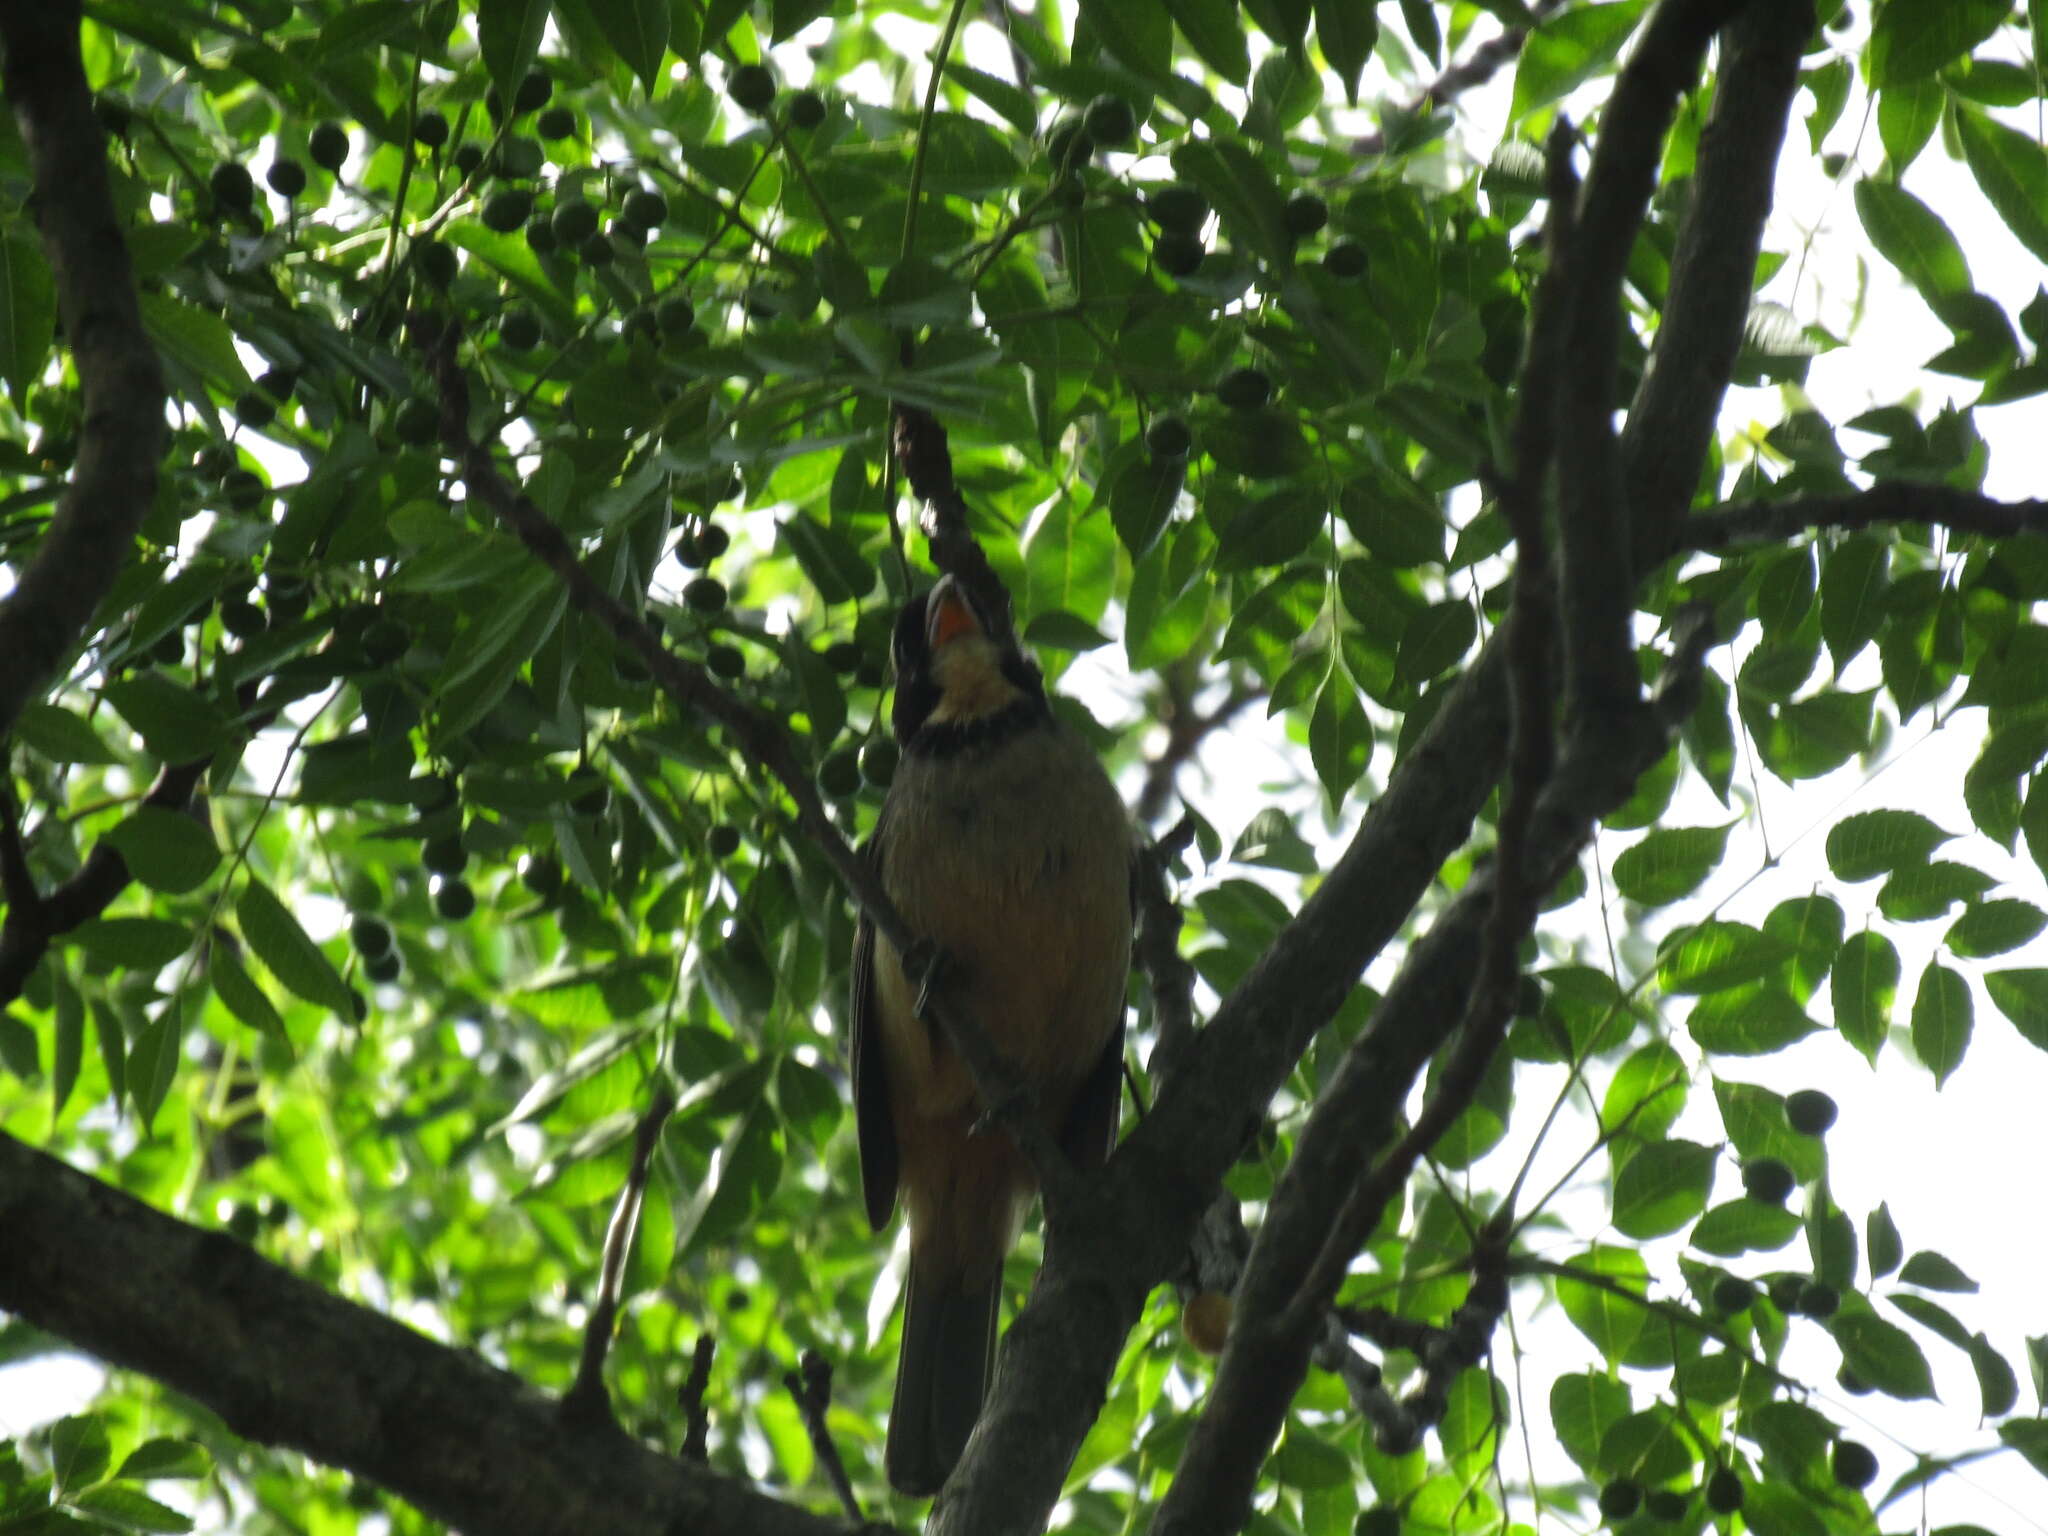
[{"x1": 886, "y1": 1258, "x2": 1000, "y2": 1498}]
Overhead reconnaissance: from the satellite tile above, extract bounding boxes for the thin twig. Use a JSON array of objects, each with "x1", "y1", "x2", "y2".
[
  {"x1": 562, "y1": 1089, "x2": 675, "y2": 1425},
  {"x1": 677, "y1": 1334, "x2": 715, "y2": 1461},
  {"x1": 781, "y1": 1351, "x2": 864, "y2": 1525}
]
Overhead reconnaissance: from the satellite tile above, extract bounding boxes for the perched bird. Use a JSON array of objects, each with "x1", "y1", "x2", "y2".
[{"x1": 850, "y1": 573, "x2": 1133, "y2": 1497}]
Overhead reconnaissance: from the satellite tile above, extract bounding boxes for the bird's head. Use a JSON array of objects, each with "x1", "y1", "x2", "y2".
[{"x1": 890, "y1": 575, "x2": 1044, "y2": 744}]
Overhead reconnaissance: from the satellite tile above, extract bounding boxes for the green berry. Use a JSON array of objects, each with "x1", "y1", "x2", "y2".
[
  {"x1": 414, "y1": 238, "x2": 458, "y2": 287},
  {"x1": 1083, "y1": 93, "x2": 1136, "y2": 146},
  {"x1": 499, "y1": 308, "x2": 541, "y2": 351},
  {"x1": 431, "y1": 875, "x2": 476, "y2": 921},
  {"x1": 482, "y1": 186, "x2": 535, "y2": 232},
  {"x1": 1597, "y1": 1478, "x2": 1641, "y2": 1521},
  {"x1": 362, "y1": 618, "x2": 409, "y2": 664},
  {"x1": 1216, "y1": 365, "x2": 1272, "y2": 411},
  {"x1": 495, "y1": 136, "x2": 543, "y2": 178},
  {"x1": 1046, "y1": 117, "x2": 1091, "y2": 173},
  {"x1": 1831, "y1": 1440, "x2": 1877, "y2": 1490},
  {"x1": 1147, "y1": 182, "x2": 1207, "y2": 232},
  {"x1": 1742, "y1": 1157, "x2": 1795, "y2": 1206},
  {"x1": 1767, "y1": 1274, "x2": 1806, "y2": 1314},
  {"x1": 525, "y1": 217, "x2": 558, "y2": 256},
  {"x1": 684, "y1": 576, "x2": 727, "y2": 612},
  {"x1": 699, "y1": 522, "x2": 731, "y2": 557},
  {"x1": 859, "y1": 738, "x2": 899, "y2": 787},
  {"x1": 1796, "y1": 1281, "x2": 1839, "y2": 1318},
  {"x1": 1786, "y1": 1089, "x2": 1837, "y2": 1136},
  {"x1": 209, "y1": 162, "x2": 255, "y2": 211},
  {"x1": 658, "y1": 294, "x2": 696, "y2": 337},
  {"x1": 422, "y1": 835, "x2": 468, "y2": 876},
  {"x1": 569, "y1": 772, "x2": 610, "y2": 817},
  {"x1": 729, "y1": 63, "x2": 777, "y2": 114},
  {"x1": 818, "y1": 749, "x2": 861, "y2": 799},
  {"x1": 365, "y1": 951, "x2": 402, "y2": 984},
  {"x1": 222, "y1": 469, "x2": 266, "y2": 512},
  {"x1": 536, "y1": 106, "x2": 576, "y2": 140},
  {"x1": 453, "y1": 142, "x2": 486, "y2": 176},
  {"x1": 1153, "y1": 230, "x2": 1204, "y2": 277},
  {"x1": 518, "y1": 853, "x2": 562, "y2": 898},
  {"x1": 1146, "y1": 414, "x2": 1192, "y2": 459},
  {"x1": 413, "y1": 109, "x2": 450, "y2": 148},
  {"x1": 1284, "y1": 189, "x2": 1329, "y2": 238},
  {"x1": 788, "y1": 89, "x2": 826, "y2": 130},
  {"x1": 706, "y1": 643, "x2": 744, "y2": 679},
  {"x1": 266, "y1": 159, "x2": 307, "y2": 198},
  {"x1": 220, "y1": 597, "x2": 266, "y2": 637},
  {"x1": 707, "y1": 824, "x2": 741, "y2": 859},
  {"x1": 578, "y1": 232, "x2": 615, "y2": 267},
  {"x1": 551, "y1": 200, "x2": 599, "y2": 245},
  {"x1": 623, "y1": 187, "x2": 668, "y2": 228},
  {"x1": 309, "y1": 122, "x2": 350, "y2": 173},
  {"x1": 1325, "y1": 239, "x2": 1369, "y2": 280},
  {"x1": 233, "y1": 391, "x2": 275, "y2": 429},
  {"x1": 1704, "y1": 1468, "x2": 1743, "y2": 1513},
  {"x1": 1710, "y1": 1275, "x2": 1753, "y2": 1314},
  {"x1": 515, "y1": 69, "x2": 553, "y2": 113}
]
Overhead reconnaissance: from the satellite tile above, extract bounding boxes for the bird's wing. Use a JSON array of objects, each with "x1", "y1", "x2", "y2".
[
  {"x1": 850, "y1": 825, "x2": 899, "y2": 1231},
  {"x1": 1059, "y1": 1008, "x2": 1125, "y2": 1171}
]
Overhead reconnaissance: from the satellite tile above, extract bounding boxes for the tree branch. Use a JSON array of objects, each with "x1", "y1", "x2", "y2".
[
  {"x1": 0, "y1": 0, "x2": 166, "y2": 739},
  {"x1": 1625, "y1": 0, "x2": 1814, "y2": 561},
  {"x1": 0, "y1": 1132, "x2": 854, "y2": 1536},
  {"x1": 1682, "y1": 483, "x2": 2048, "y2": 550}
]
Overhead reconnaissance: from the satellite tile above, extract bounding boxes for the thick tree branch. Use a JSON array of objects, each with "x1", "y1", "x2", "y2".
[
  {"x1": 0, "y1": 1133, "x2": 853, "y2": 1536},
  {"x1": 1625, "y1": 0, "x2": 1814, "y2": 560},
  {"x1": 1682, "y1": 484, "x2": 2048, "y2": 550},
  {"x1": 1555, "y1": 0, "x2": 1745, "y2": 720},
  {"x1": 0, "y1": 0, "x2": 166, "y2": 739}
]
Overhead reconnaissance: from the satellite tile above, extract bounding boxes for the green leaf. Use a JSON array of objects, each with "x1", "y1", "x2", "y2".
[
  {"x1": 1901, "y1": 1250, "x2": 1979, "y2": 1293},
  {"x1": 114, "y1": 1438, "x2": 212, "y2": 1481},
  {"x1": 208, "y1": 942, "x2": 287, "y2": 1043},
  {"x1": 1819, "y1": 533, "x2": 1888, "y2": 669},
  {"x1": 1171, "y1": 137, "x2": 1294, "y2": 268},
  {"x1": 1956, "y1": 107, "x2": 2048, "y2": 265},
  {"x1": 1611, "y1": 824, "x2": 1730, "y2": 907},
  {"x1": 480, "y1": 0, "x2": 553, "y2": 130},
  {"x1": 1911, "y1": 960, "x2": 1972, "y2": 1087},
  {"x1": 52, "y1": 971, "x2": 83, "y2": 1116},
  {"x1": 1165, "y1": 0, "x2": 1251, "y2": 83},
  {"x1": 583, "y1": 0, "x2": 668, "y2": 90},
  {"x1": 1078, "y1": 0, "x2": 1172, "y2": 78},
  {"x1": 1971, "y1": 1334, "x2": 2020, "y2": 1418},
  {"x1": 1108, "y1": 451, "x2": 1185, "y2": 561},
  {"x1": 1868, "y1": 0, "x2": 2008, "y2": 86},
  {"x1": 102, "y1": 674, "x2": 233, "y2": 763},
  {"x1": 0, "y1": 232, "x2": 56, "y2": 404},
  {"x1": 139, "y1": 292, "x2": 251, "y2": 392},
  {"x1": 1986, "y1": 968, "x2": 2048, "y2": 1051},
  {"x1": 1713, "y1": 1077, "x2": 1823, "y2": 1183},
  {"x1": 13, "y1": 701, "x2": 121, "y2": 764},
  {"x1": 1868, "y1": 1203, "x2": 1902, "y2": 1279},
  {"x1": 1854, "y1": 179, "x2": 1972, "y2": 315},
  {"x1": 1557, "y1": 1245, "x2": 1649, "y2": 1363},
  {"x1": 103, "y1": 807, "x2": 221, "y2": 895},
  {"x1": 1826, "y1": 808, "x2": 1952, "y2": 881},
  {"x1": 1599, "y1": 1407, "x2": 1693, "y2": 1483},
  {"x1": 1551, "y1": 1371, "x2": 1631, "y2": 1474},
  {"x1": 1612, "y1": 1139, "x2": 1716, "y2": 1240},
  {"x1": 1309, "y1": 658, "x2": 1371, "y2": 811},
  {"x1": 2002, "y1": 1418, "x2": 2048, "y2": 1480},
  {"x1": 1878, "y1": 76, "x2": 1944, "y2": 173},
  {"x1": 1687, "y1": 984, "x2": 1818, "y2": 1056},
  {"x1": 1658, "y1": 921, "x2": 1793, "y2": 996},
  {"x1": 1880, "y1": 860, "x2": 1995, "y2": 922},
  {"x1": 1809, "y1": 1198, "x2": 1856, "y2": 1288},
  {"x1": 67, "y1": 1483, "x2": 194, "y2": 1532},
  {"x1": 127, "y1": 997, "x2": 181, "y2": 1130},
  {"x1": 1394, "y1": 600, "x2": 1476, "y2": 686},
  {"x1": 1215, "y1": 485, "x2": 1321, "y2": 570},
  {"x1": 1946, "y1": 899, "x2": 2047, "y2": 959},
  {"x1": 1833, "y1": 930, "x2": 1899, "y2": 1063},
  {"x1": 1509, "y1": 0, "x2": 1647, "y2": 122},
  {"x1": 51, "y1": 1414, "x2": 111, "y2": 1494},
  {"x1": 1833, "y1": 1311, "x2": 1936, "y2": 1399},
  {"x1": 73, "y1": 917, "x2": 191, "y2": 970},
  {"x1": 777, "y1": 513, "x2": 870, "y2": 605},
  {"x1": 1603, "y1": 1042, "x2": 1687, "y2": 1142},
  {"x1": 1314, "y1": 0, "x2": 1378, "y2": 105},
  {"x1": 1691, "y1": 1199, "x2": 1800, "y2": 1256},
  {"x1": 236, "y1": 879, "x2": 352, "y2": 1018}
]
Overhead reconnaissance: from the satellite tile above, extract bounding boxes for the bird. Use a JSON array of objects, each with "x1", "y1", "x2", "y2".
[{"x1": 849, "y1": 572, "x2": 1133, "y2": 1498}]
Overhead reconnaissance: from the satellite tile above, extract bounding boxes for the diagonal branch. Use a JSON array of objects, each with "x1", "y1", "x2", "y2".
[
  {"x1": 0, "y1": 1132, "x2": 852, "y2": 1536},
  {"x1": 1681, "y1": 483, "x2": 2048, "y2": 550},
  {"x1": 0, "y1": 0, "x2": 166, "y2": 739}
]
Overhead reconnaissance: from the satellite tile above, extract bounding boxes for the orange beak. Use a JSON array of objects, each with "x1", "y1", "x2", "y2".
[{"x1": 925, "y1": 578, "x2": 982, "y2": 652}]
